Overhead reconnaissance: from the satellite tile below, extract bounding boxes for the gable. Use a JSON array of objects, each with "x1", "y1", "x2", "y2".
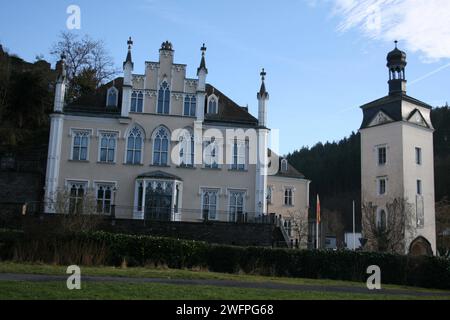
[
  {"x1": 407, "y1": 109, "x2": 429, "y2": 128},
  {"x1": 368, "y1": 110, "x2": 394, "y2": 127}
]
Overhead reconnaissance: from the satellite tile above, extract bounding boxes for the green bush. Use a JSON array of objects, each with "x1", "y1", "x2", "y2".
[{"x1": 0, "y1": 229, "x2": 449, "y2": 289}]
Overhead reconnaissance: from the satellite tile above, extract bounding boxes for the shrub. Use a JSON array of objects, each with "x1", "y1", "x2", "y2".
[{"x1": 0, "y1": 229, "x2": 449, "y2": 289}]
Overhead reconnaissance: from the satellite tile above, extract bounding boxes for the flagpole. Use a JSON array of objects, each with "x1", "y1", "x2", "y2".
[
  {"x1": 316, "y1": 194, "x2": 320, "y2": 250},
  {"x1": 316, "y1": 219, "x2": 319, "y2": 250},
  {"x1": 352, "y1": 200, "x2": 356, "y2": 251}
]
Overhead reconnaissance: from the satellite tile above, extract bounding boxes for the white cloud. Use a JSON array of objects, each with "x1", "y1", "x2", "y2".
[{"x1": 330, "y1": 0, "x2": 450, "y2": 61}]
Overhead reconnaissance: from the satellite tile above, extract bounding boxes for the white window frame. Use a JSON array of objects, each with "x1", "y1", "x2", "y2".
[
  {"x1": 377, "y1": 145, "x2": 387, "y2": 166},
  {"x1": 70, "y1": 128, "x2": 93, "y2": 161},
  {"x1": 228, "y1": 189, "x2": 246, "y2": 222},
  {"x1": 230, "y1": 139, "x2": 246, "y2": 171},
  {"x1": 131, "y1": 91, "x2": 144, "y2": 113},
  {"x1": 281, "y1": 159, "x2": 288, "y2": 172},
  {"x1": 124, "y1": 125, "x2": 145, "y2": 165},
  {"x1": 157, "y1": 80, "x2": 171, "y2": 115},
  {"x1": 415, "y1": 147, "x2": 422, "y2": 165},
  {"x1": 65, "y1": 179, "x2": 90, "y2": 214},
  {"x1": 284, "y1": 186, "x2": 295, "y2": 206},
  {"x1": 183, "y1": 94, "x2": 196, "y2": 117},
  {"x1": 203, "y1": 138, "x2": 220, "y2": 169},
  {"x1": 200, "y1": 188, "x2": 220, "y2": 220},
  {"x1": 207, "y1": 94, "x2": 219, "y2": 114},
  {"x1": 151, "y1": 126, "x2": 171, "y2": 166},
  {"x1": 377, "y1": 177, "x2": 387, "y2": 196},
  {"x1": 93, "y1": 181, "x2": 117, "y2": 215},
  {"x1": 179, "y1": 129, "x2": 194, "y2": 167},
  {"x1": 98, "y1": 130, "x2": 119, "y2": 164},
  {"x1": 106, "y1": 87, "x2": 119, "y2": 107}
]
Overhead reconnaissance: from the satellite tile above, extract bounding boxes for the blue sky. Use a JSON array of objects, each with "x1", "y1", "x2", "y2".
[{"x1": 1, "y1": 0, "x2": 449, "y2": 154}]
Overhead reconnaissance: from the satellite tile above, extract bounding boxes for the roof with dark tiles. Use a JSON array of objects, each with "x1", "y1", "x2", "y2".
[
  {"x1": 64, "y1": 77, "x2": 123, "y2": 116},
  {"x1": 268, "y1": 149, "x2": 306, "y2": 179},
  {"x1": 204, "y1": 84, "x2": 258, "y2": 126},
  {"x1": 359, "y1": 92, "x2": 432, "y2": 129},
  {"x1": 64, "y1": 78, "x2": 259, "y2": 126}
]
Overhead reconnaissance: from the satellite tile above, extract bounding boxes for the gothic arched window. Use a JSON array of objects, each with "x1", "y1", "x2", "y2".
[
  {"x1": 153, "y1": 126, "x2": 170, "y2": 166},
  {"x1": 106, "y1": 87, "x2": 118, "y2": 107},
  {"x1": 179, "y1": 129, "x2": 194, "y2": 167},
  {"x1": 157, "y1": 81, "x2": 170, "y2": 114},
  {"x1": 208, "y1": 96, "x2": 218, "y2": 114},
  {"x1": 126, "y1": 126, "x2": 143, "y2": 164},
  {"x1": 281, "y1": 159, "x2": 288, "y2": 172}
]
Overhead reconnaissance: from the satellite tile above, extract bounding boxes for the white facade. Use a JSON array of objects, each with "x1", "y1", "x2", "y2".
[
  {"x1": 44, "y1": 40, "x2": 310, "y2": 225},
  {"x1": 360, "y1": 45, "x2": 436, "y2": 255}
]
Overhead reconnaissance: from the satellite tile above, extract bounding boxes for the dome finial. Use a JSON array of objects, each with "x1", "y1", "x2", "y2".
[{"x1": 394, "y1": 40, "x2": 398, "y2": 49}]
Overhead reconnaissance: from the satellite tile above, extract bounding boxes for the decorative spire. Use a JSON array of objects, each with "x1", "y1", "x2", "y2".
[
  {"x1": 394, "y1": 40, "x2": 398, "y2": 49},
  {"x1": 197, "y1": 43, "x2": 208, "y2": 75},
  {"x1": 124, "y1": 37, "x2": 133, "y2": 68},
  {"x1": 258, "y1": 68, "x2": 268, "y2": 98}
]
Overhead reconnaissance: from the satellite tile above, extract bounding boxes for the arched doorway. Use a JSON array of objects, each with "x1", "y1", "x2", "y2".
[{"x1": 409, "y1": 236, "x2": 433, "y2": 256}]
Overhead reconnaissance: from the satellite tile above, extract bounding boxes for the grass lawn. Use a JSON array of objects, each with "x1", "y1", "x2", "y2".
[{"x1": 0, "y1": 261, "x2": 449, "y2": 300}]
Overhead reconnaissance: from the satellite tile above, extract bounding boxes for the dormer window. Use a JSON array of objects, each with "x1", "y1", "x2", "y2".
[
  {"x1": 106, "y1": 87, "x2": 118, "y2": 107},
  {"x1": 281, "y1": 159, "x2": 288, "y2": 172},
  {"x1": 157, "y1": 81, "x2": 170, "y2": 114},
  {"x1": 207, "y1": 95, "x2": 218, "y2": 114}
]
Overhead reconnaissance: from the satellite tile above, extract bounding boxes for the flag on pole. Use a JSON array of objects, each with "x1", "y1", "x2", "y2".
[{"x1": 316, "y1": 194, "x2": 321, "y2": 224}]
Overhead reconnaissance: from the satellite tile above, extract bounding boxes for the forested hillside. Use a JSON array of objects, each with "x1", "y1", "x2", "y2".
[{"x1": 287, "y1": 106, "x2": 450, "y2": 231}]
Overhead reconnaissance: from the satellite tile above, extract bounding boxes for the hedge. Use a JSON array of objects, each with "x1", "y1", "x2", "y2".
[{"x1": 0, "y1": 229, "x2": 449, "y2": 289}]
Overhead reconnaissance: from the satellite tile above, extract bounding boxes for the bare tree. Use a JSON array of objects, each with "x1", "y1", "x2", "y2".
[
  {"x1": 362, "y1": 197, "x2": 414, "y2": 254},
  {"x1": 50, "y1": 32, "x2": 118, "y2": 100},
  {"x1": 287, "y1": 209, "x2": 309, "y2": 248},
  {"x1": 48, "y1": 188, "x2": 103, "y2": 234}
]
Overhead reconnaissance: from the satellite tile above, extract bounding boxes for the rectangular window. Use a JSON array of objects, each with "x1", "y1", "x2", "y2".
[
  {"x1": 417, "y1": 179, "x2": 422, "y2": 195},
  {"x1": 202, "y1": 189, "x2": 218, "y2": 220},
  {"x1": 67, "y1": 181, "x2": 88, "y2": 214},
  {"x1": 99, "y1": 132, "x2": 117, "y2": 163},
  {"x1": 378, "y1": 178, "x2": 386, "y2": 195},
  {"x1": 183, "y1": 95, "x2": 196, "y2": 117},
  {"x1": 378, "y1": 146, "x2": 386, "y2": 165},
  {"x1": 229, "y1": 191, "x2": 245, "y2": 222},
  {"x1": 231, "y1": 141, "x2": 245, "y2": 170},
  {"x1": 415, "y1": 147, "x2": 422, "y2": 165},
  {"x1": 131, "y1": 92, "x2": 144, "y2": 113},
  {"x1": 95, "y1": 183, "x2": 114, "y2": 214},
  {"x1": 284, "y1": 188, "x2": 293, "y2": 206},
  {"x1": 204, "y1": 140, "x2": 219, "y2": 169},
  {"x1": 72, "y1": 130, "x2": 90, "y2": 161}
]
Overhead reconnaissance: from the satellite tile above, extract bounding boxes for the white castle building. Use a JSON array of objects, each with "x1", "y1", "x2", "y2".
[
  {"x1": 360, "y1": 43, "x2": 436, "y2": 255},
  {"x1": 44, "y1": 39, "x2": 310, "y2": 232}
]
